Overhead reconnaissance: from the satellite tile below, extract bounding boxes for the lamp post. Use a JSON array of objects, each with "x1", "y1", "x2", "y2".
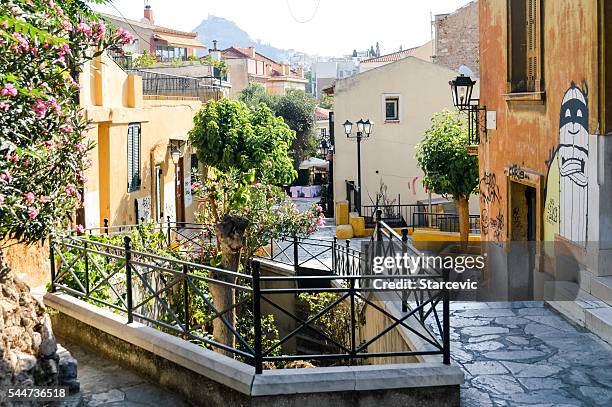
[
  {"x1": 448, "y1": 74, "x2": 486, "y2": 145},
  {"x1": 344, "y1": 118, "x2": 373, "y2": 213}
]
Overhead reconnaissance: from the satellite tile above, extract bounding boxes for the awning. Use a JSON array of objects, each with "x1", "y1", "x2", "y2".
[
  {"x1": 299, "y1": 157, "x2": 329, "y2": 170},
  {"x1": 153, "y1": 33, "x2": 207, "y2": 49}
]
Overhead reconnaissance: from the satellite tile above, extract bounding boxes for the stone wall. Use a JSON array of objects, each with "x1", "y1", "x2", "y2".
[
  {"x1": 434, "y1": 0, "x2": 480, "y2": 76},
  {"x1": 0, "y1": 255, "x2": 79, "y2": 404}
]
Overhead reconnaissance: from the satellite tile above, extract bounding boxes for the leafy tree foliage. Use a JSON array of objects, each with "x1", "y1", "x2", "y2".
[
  {"x1": 416, "y1": 110, "x2": 478, "y2": 242},
  {"x1": 319, "y1": 93, "x2": 334, "y2": 110},
  {"x1": 238, "y1": 83, "x2": 318, "y2": 168},
  {"x1": 0, "y1": 0, "x2": 131, "y2": 245},
  {"x1": 189, "y1": 98, "x2": 296, "y2": 185}
]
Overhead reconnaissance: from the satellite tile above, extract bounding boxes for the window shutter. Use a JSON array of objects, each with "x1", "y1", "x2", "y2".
[
  {"x1": 134, "y1": 125, "x2": 141, "y2": 188},
  {"x1": 526, "y1": 0, "x2": 540, "y2": 91},
  {"x1": 127, "y1": 125, "x2": 134, "y2": 191}
]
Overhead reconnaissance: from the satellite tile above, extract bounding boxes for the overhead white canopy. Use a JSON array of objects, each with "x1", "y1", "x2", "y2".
[{"x1": 299, "y1": 157, "x2": 329, "y2": 170}]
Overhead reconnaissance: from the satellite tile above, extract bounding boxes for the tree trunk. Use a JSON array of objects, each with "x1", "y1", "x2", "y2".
[
  {"x1": 455, "y1": 197, "x2": 470, "y2": 247},
  {"x1": 210, "y1": 215, "x2": 248, "y2": 356}
]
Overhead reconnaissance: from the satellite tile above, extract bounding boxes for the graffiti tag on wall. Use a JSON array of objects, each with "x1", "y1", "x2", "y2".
[{"x1": 480, "y1": 171, "x2": 501, "y2": 205}]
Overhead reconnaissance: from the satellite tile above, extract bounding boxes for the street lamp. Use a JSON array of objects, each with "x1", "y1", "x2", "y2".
[
  {"x1": 320, "y1": 137, "x2": 330, "y2": 156},
  {"x1": 449, "y1": 74, "x2": 476, "y2": 110},
  {"x1": 448, "y1": 74, "x2": 486, "y2": 145},
  {"x1": 168, "y1": 139, "x2": 186, "y2": 165},
  {"x1": 344, "y1": 118, "x2": 374, "y2": 214}
]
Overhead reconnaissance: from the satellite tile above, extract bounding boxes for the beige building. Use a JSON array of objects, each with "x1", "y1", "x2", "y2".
[
  {"x1": 221, "y1": 46, "x2": 308, "y2": 97},
  {"x1": 79, "y1": 54, "x2": 202, "y2": 229},
  {"x1": 332, "y1": 57, "x2": 464, "y2": 212}
]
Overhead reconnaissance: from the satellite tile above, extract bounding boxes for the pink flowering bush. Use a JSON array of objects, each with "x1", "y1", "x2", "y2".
[
  {"x1": 0, "y1": 0, "x2": 125, "y2": 244},
  {"x1": 194, "y1": 170, "x2": 323, "y2": 267}
]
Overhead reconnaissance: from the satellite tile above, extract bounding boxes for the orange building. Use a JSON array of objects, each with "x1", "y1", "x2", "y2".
[{"x1": 478, "y1": 0, "x2": 612, "y2": 339}]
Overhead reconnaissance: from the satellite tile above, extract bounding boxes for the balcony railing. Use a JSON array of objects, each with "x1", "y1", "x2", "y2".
[{"x1": 128, "y1": 70, "x2": 225, "y2": 102}]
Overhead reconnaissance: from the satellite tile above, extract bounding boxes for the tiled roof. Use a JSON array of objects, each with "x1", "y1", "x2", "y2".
[
  {"x1": 315, "y1": 107, "x2": 331, "y2": 121},
  {"x1": 101, "y1": 13, "x2": 199, "y2": 39},
  {"x1": 361, "y1": 47, "x2": 422, "y2": 63}
]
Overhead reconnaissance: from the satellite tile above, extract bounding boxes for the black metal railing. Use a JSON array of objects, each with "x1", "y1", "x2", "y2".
[
  {"x1": 129, "y1": 70, "x2": 224, "y2": 102},
  {"x1": 412, "y1": 212, "x2": 481, "y2": 234},
  {"x1": 50, "y1": 216, "x2": 451, "y2": 373},
  {"x1": 50, "y1": 230, "x2": 255, "y2": 361},
  {"x1": 361, "y1": 203, "x2": 446, "y2": 229},
  {"x1": 257, "y1": 235, "x2": 362, "y2": 277},
  {"x1": 370, "y1": 210, "x2": 450, "y2": 364}
]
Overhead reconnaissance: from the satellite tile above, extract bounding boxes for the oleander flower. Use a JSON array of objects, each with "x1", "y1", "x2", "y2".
[
  {"x1": 32, "y1": 99, "x2": 47, "y2": 117},
  {"x1": 27, "y1": 207, "x2": 39, "y2": 219},
  {"x1": 1, "y1": 83, "x2": 17, "y2": 97},
  {"x1": 76, "y1": 22, "x2": 92, "y2": 37},
  {"x1": 23, "y1": 192, "x2": 36, "y2": 204}
]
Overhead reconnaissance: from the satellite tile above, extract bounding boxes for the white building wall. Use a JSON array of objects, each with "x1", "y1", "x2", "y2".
[{"x1": 332, "y1": 57, "x2": 460, "y2": 208}]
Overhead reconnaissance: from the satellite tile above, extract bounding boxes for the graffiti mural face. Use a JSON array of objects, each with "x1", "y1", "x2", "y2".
[{"x1": 558, "y1": 84, "x2": 588, "y2": 242}]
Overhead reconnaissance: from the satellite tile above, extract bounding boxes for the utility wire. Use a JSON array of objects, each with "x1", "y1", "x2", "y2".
[
  {"x1": 109, "y1": 2, "x2": 154, "y2": 49},
  {"x1": 286, "y1": 0, "x2": 321, "y2": 24}
]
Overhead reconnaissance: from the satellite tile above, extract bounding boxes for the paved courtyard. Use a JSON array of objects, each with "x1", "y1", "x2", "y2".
[
  {"x1": 58, "y1": 338, "x2": 189, "y2": 407},
  {"x1": 441, "y1": 301, "x2": 612, "y2": 406}
]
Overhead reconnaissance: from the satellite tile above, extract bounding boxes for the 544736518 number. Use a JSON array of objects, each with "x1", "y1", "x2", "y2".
[{"x1": 1, "y1": 387, "x2": 68, "y2": 401}]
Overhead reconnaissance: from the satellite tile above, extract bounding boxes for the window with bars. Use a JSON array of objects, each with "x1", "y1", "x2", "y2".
[
  {"x1": 508, "y1": 0, "x2": 542, "y2": 93},
  {"x1": 127, "y1": 123, "x2": 141, "y2": 192}
]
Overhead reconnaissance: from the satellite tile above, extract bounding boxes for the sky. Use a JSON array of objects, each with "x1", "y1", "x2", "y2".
[{"x1": 92, "y1": 0, "x2": 474, "y2": 57}]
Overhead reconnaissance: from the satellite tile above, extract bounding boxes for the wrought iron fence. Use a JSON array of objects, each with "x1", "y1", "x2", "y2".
[
  {"x1": 370, "y1": 214, "x2": 450, "y2": 365},
  {"x1": 412, "y1": 212, "x2": 481, "y2": 234},
  {"x1": 50, "y1": 216, "x2": 451, "y2": 373},
  {"x1": 256, "y1": 235, "x2": 361, "y2": 276},
  {"x1": 361, "y1": 203, "x2": 446, "y2": 229}
]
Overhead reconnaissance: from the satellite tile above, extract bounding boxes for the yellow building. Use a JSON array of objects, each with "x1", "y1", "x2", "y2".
[{"x1": 79, "y1": 54, "x2": 202, "y2": 228}]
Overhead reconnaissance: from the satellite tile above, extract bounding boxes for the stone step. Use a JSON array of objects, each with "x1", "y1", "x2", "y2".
[
  {"x1": 592, "y1": 276, "x2": 612, "y2": 306},
  {"x1": 585, "y1": 307, "x2": 612, "y2": 346},
  {"x1": 547, "y1": 285, "x2": 612, "y2": 346},
  {"x1": 546, "y1": 283, "x2": 606, "y2": 326}
]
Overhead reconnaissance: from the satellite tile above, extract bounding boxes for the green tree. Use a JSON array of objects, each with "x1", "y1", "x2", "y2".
[
  {"x1": 189, "y1": 98, "x2": 298, "y2": 351},
  {"x1": 319, "y1": 93, "x2": 334, "y2": 110},
  {"x1": 238, "y1": 83, "x2": 318, "y2": 168},
  {"x1": 415, "y1": 110, "x2": 478, "y2": 243}
]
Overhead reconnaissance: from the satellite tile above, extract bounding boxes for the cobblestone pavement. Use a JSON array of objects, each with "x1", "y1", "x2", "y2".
[
  {"x1": 439, "y1": 302, "x2": 612, "y2": 406},
  {"x1": 57, "y1": 338, "x2": 190, "y2": 407}
]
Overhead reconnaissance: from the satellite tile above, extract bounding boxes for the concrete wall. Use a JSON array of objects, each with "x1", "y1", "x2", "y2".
[
  {"x1": 332, "y1": 57, "x2": 458, "y2": 208},
  {"x1": 227, "y1": 59, "x2": 250, "y2": 98},
  {"x1": 434, "y1": 1, "x2": 479, "y2": 76},
  {"x1": 46, "y1": 292, "x2": 462, "y2": 407},
  {"x1": 80, "y1": 54, "x2": 201, "y2": 228}
]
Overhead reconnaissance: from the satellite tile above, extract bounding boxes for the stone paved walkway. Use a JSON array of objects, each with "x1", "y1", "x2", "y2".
[
  {"x1": 58, "y1": 338, "x2": 189, "y2": 407},
  {"x1": 441, "y1": 302, "x2": 612, "y2": 406}
]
